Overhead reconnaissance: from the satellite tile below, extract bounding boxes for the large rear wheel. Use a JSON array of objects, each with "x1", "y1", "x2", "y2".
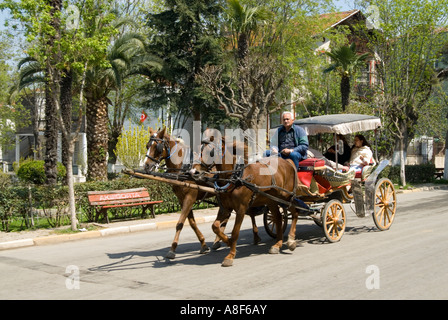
[{"x1": 372, "y1": 178, "x2": 397, "y2": 231}]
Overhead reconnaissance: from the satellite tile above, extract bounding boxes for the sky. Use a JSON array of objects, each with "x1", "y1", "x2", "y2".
[{"x1": 333, "y1": 0, "x2": 357, "y2": 11}]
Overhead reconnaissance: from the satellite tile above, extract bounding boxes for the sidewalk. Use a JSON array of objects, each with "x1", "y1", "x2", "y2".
[
  {"x1": 0, "y1": 206, "x2": 221, "y2": 251},
  {"x1": 1, "y1": 183, "x2": 447, "y2": 251}
]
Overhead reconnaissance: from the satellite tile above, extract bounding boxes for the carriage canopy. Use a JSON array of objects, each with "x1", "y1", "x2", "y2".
[{"x1": 293, "y1": 114, "x2": 381, "y2": 136}]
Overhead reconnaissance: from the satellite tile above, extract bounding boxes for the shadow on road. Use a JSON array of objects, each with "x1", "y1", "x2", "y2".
[{"x1": 88, "y1": 221, "x2": 378, "y2": 272}]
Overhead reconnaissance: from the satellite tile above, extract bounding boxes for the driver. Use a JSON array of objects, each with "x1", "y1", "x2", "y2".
[{"x1": 266, "y1": 111, "x2": 309, "y2": 169}]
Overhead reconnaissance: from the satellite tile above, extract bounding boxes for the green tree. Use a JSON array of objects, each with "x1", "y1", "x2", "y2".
[
  {"x1": 1, "y1": 33, "x2": 29, "y2": 150},
  {"x1": 142, "y1": 0, "x2": 224, "y2": 125},
  {"x1": 358, "y1": 0, "x2": 448, "y2": 185},
  {"x1": 8, "y1": 57, "x2": 45, "y2": 160},
  {"x1": 226, "y1": 0, "x2": 271, "y2": 66},
  {"x1": 324, "y1": 43, "x2": 370, "y2": 111},
  {"x1": 199, "y1": 0, "x2": 332, "y2": 130},
  {"x1": 81, "y1": 9, "x2": 161, "y2": 180}
]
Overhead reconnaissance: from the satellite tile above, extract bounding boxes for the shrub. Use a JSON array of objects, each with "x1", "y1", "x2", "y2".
[
  {"x1": 381, "y1": 164, "x2": 436, "y2": 184},
  {"x1": 0, "y1": 186, "x2": 30, "y2": 231},
  {"x1": 17, "y1": 160, "x2": 66, "y2": 184},
  {"x1": 114, "y1": 124, "x2": 151, "y2": 169}
]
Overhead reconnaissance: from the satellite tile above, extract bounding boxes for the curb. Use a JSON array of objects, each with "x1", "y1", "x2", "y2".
[
  {"x1": 0, "y1": 215, "x2": 219, "y2": 251},
  {"x1": 396, "y1": 184, "x2": 448, "y2": 194}
]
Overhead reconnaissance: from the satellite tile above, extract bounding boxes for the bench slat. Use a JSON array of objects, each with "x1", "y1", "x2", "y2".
[
  {"x1": 87, "y1": 187, "x2": 147, "y2": 195},
  {"x1": 88, "y1": 190, "x2": 149, "y2": 204},
  {"x1": 89, "y1": 196, "x2": 153, "y2": 206},
  {"x1": 102, "y1": 200, "x2": 163, "y2": 209}
]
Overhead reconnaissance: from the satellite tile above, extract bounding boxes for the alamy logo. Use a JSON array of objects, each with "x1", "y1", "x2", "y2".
[
  {"x1": 65, "y1": 265, "x2": 80, "y2": 290},
  {"x1": 65, "y1": 5, "x2": 80, "y2": 31},
  {"x1": 365, "y1": 265, "x2": 380, "y2": 290}
]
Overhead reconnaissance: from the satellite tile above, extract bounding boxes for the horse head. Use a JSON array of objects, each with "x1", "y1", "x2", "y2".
[{"x1": 144, "y1": 127, "x2": 178, "y2": 173}]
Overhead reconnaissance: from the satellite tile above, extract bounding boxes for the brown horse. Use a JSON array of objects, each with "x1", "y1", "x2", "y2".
[
  {"x1": 201, "y1": 138, "x2": 299, "y2": 267},
  {"x1": 196, "y1": 136, "x2": 263, "y2": 247},
  {"x1": 144, "y1": 127, "x2": 212, "y2": 259},
  {"x1": 144, "y1": 128, "x2": 262, "y2": 259}
]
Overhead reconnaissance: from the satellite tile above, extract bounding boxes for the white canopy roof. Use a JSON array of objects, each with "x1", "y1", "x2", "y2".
[{"x1": 294, "y1": 114, "x2": 381, "y2": 135}]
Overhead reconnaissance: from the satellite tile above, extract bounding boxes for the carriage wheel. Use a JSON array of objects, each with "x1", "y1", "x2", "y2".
[
  {"x1": 322, "y1": 199, "x2": 346, "y2": 243},
  {"x1": 263, "y1": 205, "x2": 289, "y2": 238},
  {"x1": 372, "y1": 178, "x2": 397, "y2": 231}
]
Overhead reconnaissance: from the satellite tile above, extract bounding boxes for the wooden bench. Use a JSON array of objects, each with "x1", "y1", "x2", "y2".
[
  {"x1": 87, "y1": 188, "x2": 163, "y2": 223},
  {"x1": 435, "y1": 170, "x2": 444, "y2": 180}
]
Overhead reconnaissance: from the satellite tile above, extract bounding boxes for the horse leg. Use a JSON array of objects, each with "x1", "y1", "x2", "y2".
[
  {"x1": 286, "y1": 207, "x2": 298, "y2": 251},
  {"x1": 212, "y1": 208, "x2": 232, "y2": 246},
  {"x1": 166, "y1": 194, "x2": 196, "y2": 259},
  {"x1": 212, "y1": 216, "x2": 229, "y2": 250},
  {"x1": 222, "y1": 210, "x2": 245, "y2": 267},
  {"x1": 268, "y1": 204, "x2": 283, "y2": 254},
  {"x1": 187, "y1": 209, "x2": 209, "y2": 254},
  {"x1": 249, "y1": 213, "x2": 261, "y2": 245}
]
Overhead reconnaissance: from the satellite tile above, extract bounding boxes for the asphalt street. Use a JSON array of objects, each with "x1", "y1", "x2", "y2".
[{"x1": 0, "y1": 189, "x2": 447, "y2": 301}]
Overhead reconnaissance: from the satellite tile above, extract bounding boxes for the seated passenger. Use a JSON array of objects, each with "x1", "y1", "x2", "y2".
[
  {"x1": 324, "y1": 134, "x2": 351, "y2": 166},
  {"x1": 342, "y1": 134, "x2": 376, "y2": 172}
]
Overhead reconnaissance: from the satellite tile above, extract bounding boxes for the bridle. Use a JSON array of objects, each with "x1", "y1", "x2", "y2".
[
  {"x1": 145, "y1": 135, "x2": 177, "y2": 168},
  {"x1": 200, "y1": 138, "x2": 246, "y2": 192},
  {"x1": 199, "y1": 138, "x2": 226, "y2": 171}
]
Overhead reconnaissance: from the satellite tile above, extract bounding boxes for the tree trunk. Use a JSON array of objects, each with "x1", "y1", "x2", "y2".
[
  {"x1": 32, "y1": 93, "x2": 42, "y2": 160},
  {"x1": 66, "y1": 145, "x2": 78, "y2": 231},
  {"x1": 44, "y1": 0, "x2": 62, "y2": 185},
  {"x1": 44, "y1": 82, "x2": 59, "y2": 185},
  {"x1": 399, "y1": 137, "x2": 406, "y2": 186},
  {"x1": 60, "y1": 69, "x2": 73, "y2": 183},
  {"x1": 237, "y1": 33, "x2": 249, "y2": 67},
  {"x1": 340, "y1": 75, "x2": 350, "y2": 111},
  {"x1": 86, "y1": 97, "x2": 109, "y2": 181}
]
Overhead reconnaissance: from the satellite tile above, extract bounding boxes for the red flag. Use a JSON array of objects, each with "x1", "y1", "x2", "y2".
[{"x1": 140, "y1": 110, "x2": 148, "y2": 123}]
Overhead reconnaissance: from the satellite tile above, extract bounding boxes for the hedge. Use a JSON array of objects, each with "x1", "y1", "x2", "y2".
[
  {"x1": 0, "y1": 175, "x2": 213, "y2": 232},
  {"x1": 380, "y1": 164, "x2": 436, "y2": 184}
]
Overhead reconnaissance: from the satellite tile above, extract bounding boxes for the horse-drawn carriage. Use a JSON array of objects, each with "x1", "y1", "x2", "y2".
[
  {"x1": 261, "y1": 114, "x2": 397, "y2": 243},
  {"x1": 126, "y1": 113, "x2": 397, "y2": 266}
]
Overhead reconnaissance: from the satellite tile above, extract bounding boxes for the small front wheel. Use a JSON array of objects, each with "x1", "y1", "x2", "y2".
[
  {"x1": 263, "y1": 205, "x2": 289, "y2": 238},
  {"x1": 322, "y1": 200, "x2": 346, "y2": 243}
]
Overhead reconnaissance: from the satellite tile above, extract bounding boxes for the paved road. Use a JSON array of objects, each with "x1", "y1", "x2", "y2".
[{"x1": 0, "y1": 190, "x2": 447, "y2": 301}]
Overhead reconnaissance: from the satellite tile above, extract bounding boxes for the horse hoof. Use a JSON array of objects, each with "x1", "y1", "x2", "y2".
[
  {"x1": 212, "y1": 242, "x2": 221, "y2": 251},
  {"x1": 269, "y1": 246, "x2": 280, "y2": 254},
  {"x1": 200, "y1": 246, "x2": 210, "y2": 254},
  {"x1": 287, "y1": 240, "x2": 297, "y2": 251},
  {"x1": 166, "y1": 250, "x2": 176, "y2": 259},
  {"x1": 221, "y1": 259, "x2": 233, "y2": 267},
  {"x1": 253, "y1": 236, "x2": 261, "y2": 245}
]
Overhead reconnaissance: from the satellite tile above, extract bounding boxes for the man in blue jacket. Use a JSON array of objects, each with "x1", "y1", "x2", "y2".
[{"x1": 267, "y1": 111, "x2": 309, "y2": 169}]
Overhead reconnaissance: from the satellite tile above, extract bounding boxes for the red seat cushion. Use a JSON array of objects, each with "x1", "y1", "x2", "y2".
[
  {"x1": 298, "y1": 158, "x2": 325, "y2": 170},
  {"x1": 297, "y1": 158, "x2": 326, "y2": 188}
]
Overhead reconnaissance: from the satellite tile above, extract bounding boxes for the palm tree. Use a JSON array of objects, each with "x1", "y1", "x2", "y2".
[
  {"x1": 9, "y1": 57, "x2": 44, "y2": 154},
  {"x1": 84, "y1": 30, "x2": 161, "y2": 181},
  {"x1": 324, "y1": 43, "x2": 370, "y2": 111},
  {"x1": 226, "y1": 0, "x2": 271, "y2": 66}
]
